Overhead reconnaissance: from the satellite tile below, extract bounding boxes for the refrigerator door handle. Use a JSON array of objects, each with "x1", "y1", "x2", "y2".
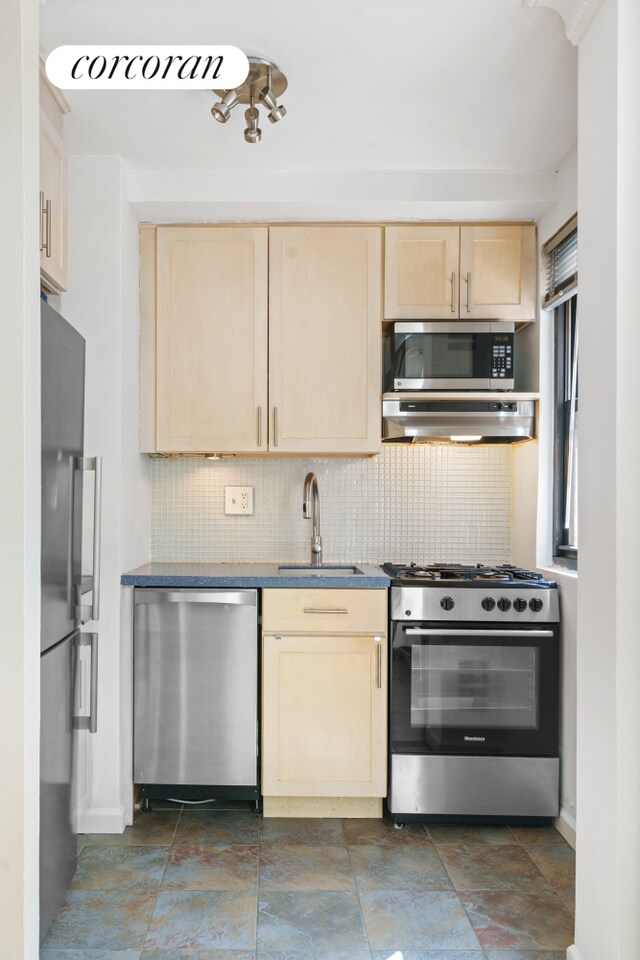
[
  {"x1": 75, "y1": 456, "x2": 102, "y2": 623},
  {"x1": 67, "y1": 455, "x2": 77, "y2": 622},
  {"x1": 74, "y1": 633, "x2": 98, "y2": 734}
]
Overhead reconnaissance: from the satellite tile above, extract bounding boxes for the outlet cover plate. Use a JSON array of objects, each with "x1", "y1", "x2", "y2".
[{"x1": 224, "y1": 485, "x2": 254, "y2": 515}]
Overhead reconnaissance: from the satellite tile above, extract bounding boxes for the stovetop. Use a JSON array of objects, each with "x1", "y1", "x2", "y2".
[{"x1": 381, "y1": 562, "x2": 555, "y2": 589}]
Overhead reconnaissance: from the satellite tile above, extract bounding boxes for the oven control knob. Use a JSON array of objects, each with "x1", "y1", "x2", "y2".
[
  {"x1": 481, "y1": 597, "x2": 496, "y2": 611},
  {"x1": 529, "y1": 598, "x2": 544, "y2": 613},
  {"x1": 405, "y1": 610, "x2": 412, "y2": 617},
  {"x1": 497, "y1": 597, "x2": 512, "y2": 612},
  {"x1": 514, "y1": 598, "x2": 528, "y2": 613},
  {"x1": 440, "y1": 596, "x2": 455, "y2": 611}
]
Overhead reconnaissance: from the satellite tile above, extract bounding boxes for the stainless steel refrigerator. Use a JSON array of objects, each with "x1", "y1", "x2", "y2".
[{"x1": 40, "y1": 299, "x2": 101, "y2": 943}]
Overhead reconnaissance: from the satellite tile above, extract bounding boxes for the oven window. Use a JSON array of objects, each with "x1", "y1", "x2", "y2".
[
  {"x1": 397, "y1": 332, "x2": 475, "y2": 380},
  {"x1": 410, "y1": 644, "x2": 538, "y2": 729}
]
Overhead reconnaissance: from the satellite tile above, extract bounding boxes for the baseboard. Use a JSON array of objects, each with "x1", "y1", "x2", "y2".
[
  {"x1": 77, "y1": 805, "x2": 126, "y2": 835},
  {"x1": 555, "y1": 807, "x2": 577, "y2": 849},
  {"x1": 263, "y1": 796, "x2": 383, "y2": 818},
  {"x1": 566, "y1": 945, "x2": 584, "y2": 960}
]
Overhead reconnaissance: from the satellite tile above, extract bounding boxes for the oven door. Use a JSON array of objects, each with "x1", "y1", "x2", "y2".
[
  {"x1": 390, "y1": 621, "x2": 559, "y2": 757},
  {"x1": 392, "y1": 322, "x2": 514, "y2": 390}
]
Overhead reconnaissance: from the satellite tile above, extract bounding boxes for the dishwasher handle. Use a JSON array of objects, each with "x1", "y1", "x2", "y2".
[{"x1": 134, "y1": 589, "x2": 257, "y2": 606}]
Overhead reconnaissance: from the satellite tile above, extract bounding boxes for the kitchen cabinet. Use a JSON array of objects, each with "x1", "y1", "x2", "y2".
[
  {"x1": 141, "y1": 224, "x2": 382, "y2": 455},
  {"x1": 268, "y1": 226, "x2": 382, "y2": 454},
  {"x1": 261, "y1": 588, "x2": 387, "y2": 815},
  {"x1": 148, "y1": 225, "x2": 269, "y2": 454},
  {"x1": 39, "y1": 61, "x2": 69, "y2": 292},
  {"x1": 384, "y1": 224, "x2": 536, "y2": 322},
  {"x1": 384, "y1": 225, "x2": 460, "y2": 319}
]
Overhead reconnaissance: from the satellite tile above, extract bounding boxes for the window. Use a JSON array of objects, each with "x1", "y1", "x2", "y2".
[
  {"x1": 543, "y1": 216, "x2": 578, "y2": 567},
  {"x1": 553, "y1": 295, "x2": 578, "y2": 564}
]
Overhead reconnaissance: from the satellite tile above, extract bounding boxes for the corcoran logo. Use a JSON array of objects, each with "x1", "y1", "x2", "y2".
[
  {"x1": 45, "y1": 46, "x2": 249, "y2": 90},
  {"x1": 464, "y1": 736, "x2": 486, "y2": 742}
]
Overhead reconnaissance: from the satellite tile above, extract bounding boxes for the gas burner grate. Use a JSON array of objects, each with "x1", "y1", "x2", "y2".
[{"x1": 382, "y1": 561, "x2": 551, "y2": 587}]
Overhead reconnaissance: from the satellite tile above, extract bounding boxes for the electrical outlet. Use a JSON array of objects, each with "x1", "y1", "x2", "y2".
[{"x1": 224, "y1": 485, "x2": 254, "y2": 515}]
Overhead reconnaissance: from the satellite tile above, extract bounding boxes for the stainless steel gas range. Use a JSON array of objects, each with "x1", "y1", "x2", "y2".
[{"x1": 381, "y1": 563, "x2": 560, "y2": 824}]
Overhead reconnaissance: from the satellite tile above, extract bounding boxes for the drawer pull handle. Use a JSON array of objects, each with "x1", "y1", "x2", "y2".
[
  {"x1": 373, "y1": 635, "x2": 382, "y2": 688},
  {"x1": 303, "y1": 607, "x2": 348, "y2": 614}
]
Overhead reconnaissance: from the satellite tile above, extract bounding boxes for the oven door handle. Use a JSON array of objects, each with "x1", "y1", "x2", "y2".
[{"x1": 404, "y1": 628, "x2": 554, "y2": 638}]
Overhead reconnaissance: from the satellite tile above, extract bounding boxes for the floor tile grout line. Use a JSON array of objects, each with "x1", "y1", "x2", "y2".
[
  {"x1": 253, "y1": 809, "x2": 261, "y2": 956},
  {"x1": 342, "y1": 823, "x2": 374, "y2": 959}
]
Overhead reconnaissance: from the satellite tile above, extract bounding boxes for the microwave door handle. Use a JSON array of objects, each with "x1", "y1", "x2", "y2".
[{"x1": 405, "y1": 628, "x2": 554, "y2": 638}]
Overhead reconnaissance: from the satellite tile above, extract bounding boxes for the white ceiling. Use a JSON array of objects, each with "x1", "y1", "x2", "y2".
[{"x1": 40, "y1": 0, "x2": 577, "y2": 176}]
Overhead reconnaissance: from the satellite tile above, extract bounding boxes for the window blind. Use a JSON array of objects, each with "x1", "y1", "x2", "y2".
[{"x1": 542, "y1": 215, "x2": 578, "y2": 309}]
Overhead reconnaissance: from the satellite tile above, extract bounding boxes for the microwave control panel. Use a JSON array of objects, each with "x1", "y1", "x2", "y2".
[{"x1": 491, "y1": 334, "x2": 513, "y2": 380}]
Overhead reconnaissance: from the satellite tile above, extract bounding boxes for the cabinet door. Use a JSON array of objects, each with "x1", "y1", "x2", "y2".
[
  {"x1": 155, "y1": 226, "x2": 268, "y2": 453},
  {"x1": 384, "y1": 225, "x2": 460, "y2": 319},
  {"x1": 269, "y1": 226, "x2": 382, "y2": 454},
  {"x1": 262, "y1": 633, "x2": 387, "y2": 797},
  {"x1": 40, "y1": 111, "x2": 67, "y2": 291},
  {"x1": 460, "y1": 225, "x2": 536, "y2": 321}
]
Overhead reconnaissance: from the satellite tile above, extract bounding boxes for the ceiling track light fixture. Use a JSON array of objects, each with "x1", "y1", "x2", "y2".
[{"x1": 211, "y1": 56, "x2": 287, "y2": 143}]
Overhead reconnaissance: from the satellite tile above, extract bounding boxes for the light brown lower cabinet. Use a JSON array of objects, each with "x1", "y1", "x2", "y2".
[{"x1": 261, "y1": 601, "x2": 388, "y2": 803}]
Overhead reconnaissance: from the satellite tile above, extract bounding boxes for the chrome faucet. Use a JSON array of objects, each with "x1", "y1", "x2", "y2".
[{"x1": 303, "y1": 472, "x2": 322, "y2": 566}]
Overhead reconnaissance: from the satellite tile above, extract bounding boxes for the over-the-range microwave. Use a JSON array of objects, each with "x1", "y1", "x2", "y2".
[{"x1": 390, "y1": 322, "x2": 514, "y2": 391}]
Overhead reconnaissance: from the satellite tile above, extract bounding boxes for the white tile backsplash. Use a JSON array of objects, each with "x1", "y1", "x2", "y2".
[{"x1": 151, "y1": 445, "x2": 512, "y2": 565}]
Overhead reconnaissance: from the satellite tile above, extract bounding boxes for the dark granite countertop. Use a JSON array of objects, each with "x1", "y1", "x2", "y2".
[{"x1": 121, "y1": 562, "x2": 390, "y2": 589}]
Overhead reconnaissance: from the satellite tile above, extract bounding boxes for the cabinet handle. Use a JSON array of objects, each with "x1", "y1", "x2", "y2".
[
  {"x1": 450, "y1": 271, "x2": 456, "y2": 313},
  {"x1": 303, "y1": 608, "x2": 348, "y2": 614},
  {"x1": 373, "y1": 635, "x2": 382, "y2": 689},
  {"x1": 273, "y1": 407, "x2": 279, "y2": 447},
  {"x1": 257, "y1": 406, "x2": 262, "y2": 447},
  {"x1": 466, "y1": 271, "x2": 471, "y2": 313},
  {"x1": 39, "y1": 191, "x2": 46, "y2": 252},
  {"x1": 45, "y1": 198, "x2": 52, "y2": 258}
]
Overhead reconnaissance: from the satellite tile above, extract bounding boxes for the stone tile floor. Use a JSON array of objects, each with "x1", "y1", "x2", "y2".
[{"x1": 41, "y1": 801, "x2": 575, "y2": 960}]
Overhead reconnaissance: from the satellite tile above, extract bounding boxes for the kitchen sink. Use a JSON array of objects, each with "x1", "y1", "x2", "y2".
[{"x1": 277, "y1": 565, "x2": 364, "y2": 577}]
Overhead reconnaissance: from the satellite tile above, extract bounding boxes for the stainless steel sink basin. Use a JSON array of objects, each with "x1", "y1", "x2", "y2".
[{"x1": 277, "y1": 565, "x2": 364, "y2": 577}]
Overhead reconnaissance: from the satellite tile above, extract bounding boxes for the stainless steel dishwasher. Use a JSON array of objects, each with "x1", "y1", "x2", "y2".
[{"x1": 133, "y1": 588, "x2": 259, "y2": 809}]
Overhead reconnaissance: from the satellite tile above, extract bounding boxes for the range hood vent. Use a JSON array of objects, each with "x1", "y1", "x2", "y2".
[{"x1": 382, "y1": 396, "x2": 535, "y2": 444}]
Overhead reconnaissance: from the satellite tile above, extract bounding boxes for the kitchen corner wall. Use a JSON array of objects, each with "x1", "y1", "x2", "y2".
[
  {"x1": 62, "y1": 156, "x2": 151, "y2": 834},
  {"x1": 152, "y1": 445, "x2": 512, "y2": 565}
]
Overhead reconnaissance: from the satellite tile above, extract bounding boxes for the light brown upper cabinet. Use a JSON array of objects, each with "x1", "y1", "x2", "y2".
[
  {"x1": 269, "y1": 225, "x2": 382, "y2": 454},
  {"x1": 460, "y1": 225, "x2": 536, "y2": 320},
  {"x1": 141, "y1": 224, "x2": 382, "y2": 455},
  {"x1": 384, "y1": 224, "x2": 536, "y2": 322},
  {"x1": 385, "y1": 225, "x2": 460, "y2": 319},
  {"x1": 149, "y1": 225, "x2": 269, "y2": 453},
  {"x1": 39, "y1": 62, "x2": 68, "y2": 292}
]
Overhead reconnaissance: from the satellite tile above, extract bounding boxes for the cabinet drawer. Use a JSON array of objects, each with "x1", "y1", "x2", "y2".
[{"x1": 262, "y1": 588, "x2": 387, "y2": 634}]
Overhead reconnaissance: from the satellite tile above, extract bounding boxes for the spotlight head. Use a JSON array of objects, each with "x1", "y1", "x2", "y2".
[
  {"x1": 259, "y1": 86, "x2": 287, "y2": 123},
  {"x1": 267, "y1": 103, "x2": 287, "y2": 123},
  {"x1": 211, "y1": 89, "x2": 239, "y2": 123},
  {"x1": 244, "y1": 106, "x2": 262, "y2": 143}
]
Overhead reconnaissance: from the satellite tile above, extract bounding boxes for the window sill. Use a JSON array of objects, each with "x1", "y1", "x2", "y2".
[{"x1": 539, "y1": 563, "x2": 578, "y2": 580}]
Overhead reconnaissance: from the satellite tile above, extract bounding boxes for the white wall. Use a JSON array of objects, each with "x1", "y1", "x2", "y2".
[
  {"x1": 570, "y1": 0, "x2": 640, "y2": 956},
  {"x1": 61, "y1": 156, "x2": 150, "y2": 832},
  {"x1": 614, "y1": 1, "x2": 640, "y2": 955},
  {"x1": 0, "y1": 2, "x2": 40, "y2": 957},
  {"x1": 511, "y1": 147, "x2": 578, "y2": 841}
]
